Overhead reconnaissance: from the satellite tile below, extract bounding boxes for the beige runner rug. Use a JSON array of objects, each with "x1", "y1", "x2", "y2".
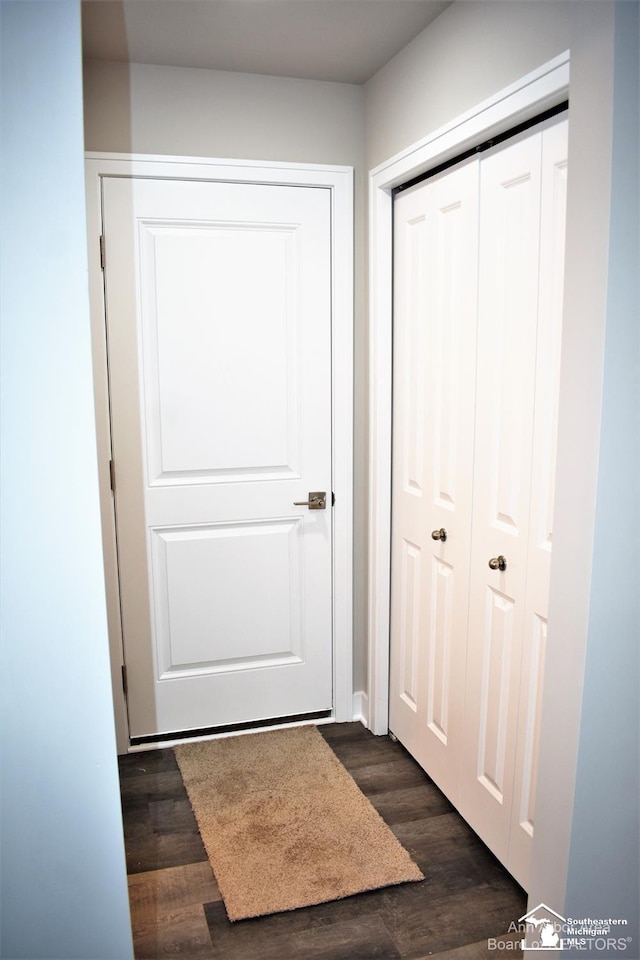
[{"x1": 174, "y1": 725, "x2": 423, "y2": 921}]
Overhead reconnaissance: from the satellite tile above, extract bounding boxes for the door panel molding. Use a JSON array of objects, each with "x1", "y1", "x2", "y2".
[
  {"x1": 150, "y1": 517, "x2": 305, "y2": 679},
  {"x1": 85, "y1": 154, "x2": 353, "y2": 753}
]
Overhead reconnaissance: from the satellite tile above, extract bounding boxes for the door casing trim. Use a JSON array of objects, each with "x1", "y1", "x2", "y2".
[
  {"x1": 85, "y1": 154, "x2": 354, "y2": 753},
  {"x1": 367, "y1": 52, "x2": 570, "y2": 736}
]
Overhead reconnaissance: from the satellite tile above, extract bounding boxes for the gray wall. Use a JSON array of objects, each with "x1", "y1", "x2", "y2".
[
  {"x1": 563, "y1": 2, "x2": 639, "y2": 949},
  {"x1": 365, "y1": 0, "x2": 571, "y2": 169},
  {"x1": 0, "y1": 3, "x2": 133, "y2": 957},
  {"x1": 83, "y1": 59, "x2": 364, "y2": 165}
]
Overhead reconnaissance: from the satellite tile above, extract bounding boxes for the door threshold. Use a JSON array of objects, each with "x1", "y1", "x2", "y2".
[{"x1": 127, "y1": 710, "x2": 333, "y2": 753}]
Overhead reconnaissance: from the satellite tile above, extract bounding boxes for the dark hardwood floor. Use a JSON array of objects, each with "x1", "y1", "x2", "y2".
[{"x1": 119, "y1": 722, "x2": 526, "y2": 959}]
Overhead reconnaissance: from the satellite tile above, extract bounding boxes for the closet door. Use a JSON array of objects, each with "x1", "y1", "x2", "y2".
[
  {"x1": 389, "y1": 159, "x2": 479, "y2": 804},
  {"x1": 389, "y1": 114, "x2": 568, "y2": 893},
  {"x1": 458, "y1": 128, "x2": 544, "y2": 868},
  {"x1": 459, "y1": 118, "x2": 568, "y2": 887},
  {"x1": 508, "y1": 120, "x2": 568, "y2": 883}
]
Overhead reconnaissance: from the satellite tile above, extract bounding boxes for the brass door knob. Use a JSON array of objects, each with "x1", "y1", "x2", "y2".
[
  {"x1": 488, "y1": 555, "x2": 507, "y2": 571},
  {"x1": 431, "y1": 528, "x2": 447, "y2": 542}
]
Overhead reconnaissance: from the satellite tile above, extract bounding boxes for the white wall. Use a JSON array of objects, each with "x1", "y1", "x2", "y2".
[
  {"x1": 0, "y1": 3, "x2": 133, "y2": 958},
  {"x1": 83, "y1": 59, "x2": 370, "y2": 692},
  {"x1": 365, "y1": 0, "x2": 639, "y2": 935}
]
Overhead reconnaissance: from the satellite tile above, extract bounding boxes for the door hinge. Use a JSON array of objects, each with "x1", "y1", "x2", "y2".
[
  {"x1": 99, "y1": 235, "x2": 106, "y2": 270},
  {"x1": 332, "y1": 491, "x2": 335, "y2": 507},
  {"x1": 109, "y1": 459, "x2": 116, "y2": 492},
  {"x1": 121, "y1": 664, "x2": 128, "y2": 698}
]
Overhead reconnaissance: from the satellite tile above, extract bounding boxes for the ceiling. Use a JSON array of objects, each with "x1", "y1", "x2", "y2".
[{"x1": 81, "y1": 0, "x2": 451, "y2": 85}]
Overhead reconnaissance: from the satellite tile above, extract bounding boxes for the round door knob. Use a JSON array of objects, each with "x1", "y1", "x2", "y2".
[
  {"x1": 488, "y1": 555, "x2": 507, "y2": 571},
  {"x1": 431, "y1": 528, "x2": 447, "y2": 542}
]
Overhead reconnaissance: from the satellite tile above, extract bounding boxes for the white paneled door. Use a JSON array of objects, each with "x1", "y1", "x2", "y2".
[
  {"x1": 506, "y1": 120, "x2": 568, "y2": 882},
  {"x1": 459, "y1": 121, "x2": 568, "y2": 882},
  {"x1": 389, "y1": 158, "x2": 479, "y2": 805},
  {"x1": 102, "y1": 177, "x2": 333, "y2": 738},
  {"x1": 458, "y1": 129, "x2": 547, "y2": 863},
  {"x1": 389, "y1": 116, "x2": 568, "y2": 890}
]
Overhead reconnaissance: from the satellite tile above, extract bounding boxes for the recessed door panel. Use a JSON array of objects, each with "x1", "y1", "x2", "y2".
[
  {"x1": 432, "y1": 197, "x2": 474, "y2": 511},
  {"x1": 476, "y1": 588, "x2": 515, "y2": 804},
  {"x1": 151, "y1": 519, "x2": 303, "y2": 678},
  {"x1": 514, "y1": 613, "x2": 547, "y2": 838},
  {"x1": 141, "y1": 222, "x2": 300, "y2": 483},
  {"x1": 400, "y1": 214, "x2": 427, "y2": 497},
  {"x1": 398, "y1": 539, "x2": 422, "y2": 712},
  {"x1": 476, "y1": 139, "x2": 542, "y2": 539},
  {"x1": 427, "y1": 557, "x2": 454, "y2": 745}
]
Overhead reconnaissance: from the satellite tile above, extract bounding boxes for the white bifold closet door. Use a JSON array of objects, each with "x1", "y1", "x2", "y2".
[
  {"x1": 389, "y1": 117, "x2": 568, "y2": 890},
  {"x1": 389, "y1": 157, "x2": 479, "y2": 805}
]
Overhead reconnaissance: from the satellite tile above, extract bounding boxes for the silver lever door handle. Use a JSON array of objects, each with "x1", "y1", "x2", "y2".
[{"x1": 294, "y1": 491, "x2": 326, "y2": 510}]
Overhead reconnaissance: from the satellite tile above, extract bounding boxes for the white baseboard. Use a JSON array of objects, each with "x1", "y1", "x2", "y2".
[{"x1": 352, "y1": 691, "x2": 370, "y2": 729}]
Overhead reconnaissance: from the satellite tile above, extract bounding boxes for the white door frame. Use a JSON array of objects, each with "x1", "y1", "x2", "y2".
[
  {"x1": 367, "y1": 53, "x2": 570, "y2": 736},
  {"x1": 85, "y1": 154, "x2": 353, "y2": 754}
]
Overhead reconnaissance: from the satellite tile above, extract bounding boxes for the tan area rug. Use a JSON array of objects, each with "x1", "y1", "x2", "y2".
[{"x1": 174, "y1": 725, "x2": 423, "y2": 921}]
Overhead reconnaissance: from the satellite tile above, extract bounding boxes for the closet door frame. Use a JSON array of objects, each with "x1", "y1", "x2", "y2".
[{"x1": 367, "y1": 51, "x2": 570, "y2": 737}]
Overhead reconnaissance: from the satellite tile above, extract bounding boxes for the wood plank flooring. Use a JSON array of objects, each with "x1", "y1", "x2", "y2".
[{"x1": 119, "y1": 722, "x2": 526, "y2": 959}]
